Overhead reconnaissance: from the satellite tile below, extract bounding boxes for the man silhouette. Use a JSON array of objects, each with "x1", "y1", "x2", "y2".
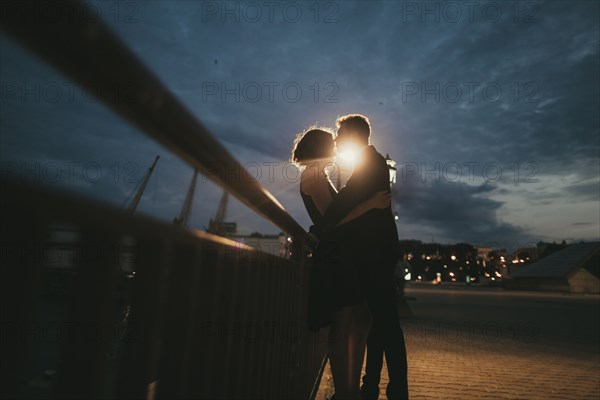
[{"x1": 317, "y1": 114, "x2": 408, "y2": 400}]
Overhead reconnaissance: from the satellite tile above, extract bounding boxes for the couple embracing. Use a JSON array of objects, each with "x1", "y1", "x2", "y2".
[{"x1": 291, "y1": 114, "x2": 409, "y2": 400}]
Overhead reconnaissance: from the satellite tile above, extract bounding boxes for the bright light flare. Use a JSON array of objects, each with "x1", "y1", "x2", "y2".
[
  {"x1": 338, "y1": 150, "x2": 357, "y2": 163},
  {"x1": 335, "y1": 143, "x2": 361, "y2": 166}
]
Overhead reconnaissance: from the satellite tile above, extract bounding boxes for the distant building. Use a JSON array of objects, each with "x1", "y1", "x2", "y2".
[
  {"x1": 513, "y1": 246, "x2": 539, "y2": 263},
  {"x1": 231, "y1": 232, "x2": 289, "y2": 259},
  {"x1": 476, "y1": 246, "x2": 493, "y2": 261},
  {"x1": 505, "y1": 242, "x2": 600, "y2": 294}
]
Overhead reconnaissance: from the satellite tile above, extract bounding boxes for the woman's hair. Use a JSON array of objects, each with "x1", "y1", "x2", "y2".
[{"x1": 290, "y1": 126, "x2": 335, "y2": 168}]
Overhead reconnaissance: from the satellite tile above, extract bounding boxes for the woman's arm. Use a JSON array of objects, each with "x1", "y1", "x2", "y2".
[{"x1": 336, "y1": 190, "x2": 390, "y2": 226}]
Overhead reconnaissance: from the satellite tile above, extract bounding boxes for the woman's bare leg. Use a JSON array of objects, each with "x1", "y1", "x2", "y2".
[
  {"x1": 329, "y1": 302, "x2": 372, "y2": 400},
  {"x1": 328, "y1": 307, "x2": 354, "y2": 399},
  {"x1": 348, "y1": 301, "x2": 372, "y2": 399}
]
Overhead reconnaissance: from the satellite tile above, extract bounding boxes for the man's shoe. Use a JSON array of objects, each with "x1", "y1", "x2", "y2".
[
  {"x1": 360, "y1": 384, "x2": 379, "y2": 400},
  {"x1": 386, "y1": 384, "x2": 408, "y2": 400}
]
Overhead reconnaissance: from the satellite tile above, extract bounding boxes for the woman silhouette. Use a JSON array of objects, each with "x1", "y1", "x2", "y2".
[{"x1": 291, "y1": 127, "x2": 389, "y2": 400}]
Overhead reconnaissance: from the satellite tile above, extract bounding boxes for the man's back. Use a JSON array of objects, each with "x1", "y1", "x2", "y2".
[
  {"x1": 347, "y1": 146, "x2": 398, "y2": 251},
  {"x1": 322, "y1": 145, "x2": 399, "y2": 267}
]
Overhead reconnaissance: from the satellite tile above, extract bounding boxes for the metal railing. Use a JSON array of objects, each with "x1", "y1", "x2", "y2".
[{"x1": 1, "y1": 1, "x2": 327, "y2": 399}]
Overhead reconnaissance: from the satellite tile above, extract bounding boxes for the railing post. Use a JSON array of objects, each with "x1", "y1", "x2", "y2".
[
  {"x1": 0, "y1": 207, "x2": 48, "y2": 398},
  {"x1": 115, "y1": 237, "x2": 171, "y2": 399},
  {"x1": 186, "y1": 241, "x2": 223, "y2": 399},
  {"x1": 155, "y1": 241, "x2": 200, "y2": 399},
  {"x1": 54, "y1": 227, "x2": 120, "y2": 399},
  {"x1": 285, "y1": 236, "x2": 304, "y2": 399}
]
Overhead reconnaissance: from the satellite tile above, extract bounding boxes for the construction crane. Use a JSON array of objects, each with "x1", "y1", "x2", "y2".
[
  {"x1": 127, "y1": 155, "x2": 160, "y2": 214},
  {"x1": 173, "y1": 169, "x2": 199, "y2": 228},
  {"x1": 208, "y1": 190, "x2": 237, "y2": 236}
]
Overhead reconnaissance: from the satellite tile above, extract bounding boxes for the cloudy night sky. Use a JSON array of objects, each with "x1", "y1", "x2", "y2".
[{"x1": 1, "y1": 0, "x2": 598, "y2": 250}]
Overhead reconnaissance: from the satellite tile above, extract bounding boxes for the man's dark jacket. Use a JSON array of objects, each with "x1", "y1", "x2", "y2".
[{"x1": 317, "y1": 145, "x2": 400, "y2": 283}]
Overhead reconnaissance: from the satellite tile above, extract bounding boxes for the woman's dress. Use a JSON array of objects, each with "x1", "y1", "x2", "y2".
[{"x1": 301, "y1": 179, "x2": 364, "y2": 332}]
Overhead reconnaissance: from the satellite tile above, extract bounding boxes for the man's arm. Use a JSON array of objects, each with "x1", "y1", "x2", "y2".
[
  {"x1": 336, "y1": 190, "x2": 390, "y2": 226},
  {"x1": 319, "y1": 151, "x2": 389, "y2": 232}
]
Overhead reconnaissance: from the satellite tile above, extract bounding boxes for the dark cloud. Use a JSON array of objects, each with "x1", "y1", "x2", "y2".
[
  {"x1": 567, "y1": 180, "x2": 600, "y2": 201},
  {"x1": 395, "y1": 178, "x2": 532, "y2": 248},
  {"x1": 1, "y1": 0, "x2": 598, "y2": 246}
]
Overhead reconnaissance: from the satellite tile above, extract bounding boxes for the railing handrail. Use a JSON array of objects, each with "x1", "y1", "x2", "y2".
[
  {"x1": 1, "y1": 176, "x2": 259, "y2": 252},
  {"x1": 1, "y1": 1, "x2": 308, "y2": 241}
]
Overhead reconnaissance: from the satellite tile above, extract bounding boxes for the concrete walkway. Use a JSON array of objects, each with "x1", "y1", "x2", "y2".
[{"x1": 316, "y1": 286, "x2": 600, "y2": 399}]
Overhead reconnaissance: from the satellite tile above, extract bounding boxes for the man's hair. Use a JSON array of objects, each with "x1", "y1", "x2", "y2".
[{"x1": 335, "y1": 114, "x2": 371, "y2": 141}]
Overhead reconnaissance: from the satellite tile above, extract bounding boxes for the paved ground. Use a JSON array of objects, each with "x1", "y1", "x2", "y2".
[{"x1": 316, "y1": 284, "x2": 600, "y2": 400}]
